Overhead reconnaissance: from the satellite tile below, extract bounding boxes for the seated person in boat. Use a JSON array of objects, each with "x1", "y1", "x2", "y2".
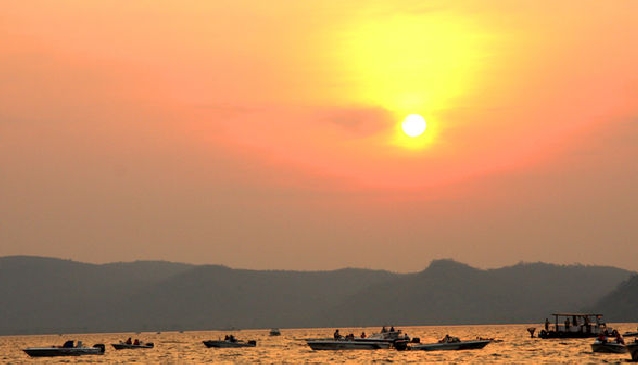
[
  {"x1": 360, "y1": 332, "x2": 367, "y2": 338},
  {"x1": 439, "y1": 335, "x2": 460, "y2": 343},
  {"x1": 133, "y1": 339, "x2": 141, "y2": 345},
  {"x1": 612, "y1": 330, "x2": 625, "y2": 344},
  {"x1": 334, "y1": 329, "x2": 343, "y2": 339},
  {"x1": 126, "y1": 337, "x2": 132, "y2": 345},
  {"x1": 62, "y1": 340, "x2": 74, "y2": 348}
]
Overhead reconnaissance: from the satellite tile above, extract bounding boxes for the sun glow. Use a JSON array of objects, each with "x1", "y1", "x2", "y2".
[
  {"x1": 335, "y1": 11, "x2": 488, "y2": 149},
  {"x1": 401, "y1": 114, "x2": 426, "y2": 137}
]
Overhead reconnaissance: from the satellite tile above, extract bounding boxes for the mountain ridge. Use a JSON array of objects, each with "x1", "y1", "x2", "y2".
[{"x1": 1, "y1": 256, "x2": 634, "y2": 335}]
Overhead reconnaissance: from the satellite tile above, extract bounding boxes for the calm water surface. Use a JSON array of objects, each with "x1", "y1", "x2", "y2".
[{"x1": 2, "y1": 324, "x2": 637, "y2": 363}]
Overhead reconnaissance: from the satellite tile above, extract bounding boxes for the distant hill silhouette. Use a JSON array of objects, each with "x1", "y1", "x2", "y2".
[
  {"x1": 0, "y1": 256, "x2": 634, "y2": 335},
  {"x1": 588, "y1": 273, "x2": 638, "y2": 321},
  {"x1": 314, "y1": 259, "x2": 634, "y2": 327}
]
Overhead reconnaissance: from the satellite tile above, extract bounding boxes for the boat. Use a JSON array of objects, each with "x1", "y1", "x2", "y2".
[
  {"x1": 112, "y1": 341, "x2": 155, "y2": 350},
  {"x1": 364, "y1": 326, "x2": 413, "y2": 350},
  {"x1": 409, "y1": 335, "x2": 490, "y2": 351},
  {"x1": 23, "y1": 340, "x2": 106, "y2": 357},
  {"x1": 203, "y1": 335, "x2": 256, "y2": 348},
  {"x1": 626, "y1": 339, "x2": 638, "y2": 361},
  {"x1": 305, "y1": 327, "x2": 409, "y2": 350},
  {"x1": 269, "y1": 328, "x2": 281, "y2": 336},
  {"x1": 306, "y1": 338, "x2": 392, "y2": 350},
  {"x1": 590, "y1": 339, "x2": 627, "y2": 353},
  {"x1": 623, "y1": 328, "x2": 638, "y2": 337},
  {"x1": 591, "y1": 330, "x2": 628, "y2": 354},
  {"x1": 536, "y1": 313, "x2": 609, "y2": 339},
  {"x1": 366, "y1": 326, "x2": 410, "y2": 342}
]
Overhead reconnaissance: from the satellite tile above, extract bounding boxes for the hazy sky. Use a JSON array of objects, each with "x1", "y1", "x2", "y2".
[{"x1": 2, "y1": 1, "x2": 637, "y2": 272}]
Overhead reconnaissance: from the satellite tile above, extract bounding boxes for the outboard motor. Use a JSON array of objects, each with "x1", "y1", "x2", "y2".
[{"x1": 93, "y1": 344, "x2": 106, "y2": 354}]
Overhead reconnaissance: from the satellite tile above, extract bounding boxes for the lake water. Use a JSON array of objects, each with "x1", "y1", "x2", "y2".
[{"x1": 2, "y1": 323, "x2": 637, "y2": 363}]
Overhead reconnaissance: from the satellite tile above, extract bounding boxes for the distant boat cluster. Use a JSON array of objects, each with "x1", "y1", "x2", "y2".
[
  {"x1": 305, "y1": 327, "x2": 492, "y2": 351},
  {"x1": 526, "y1": 313, "x2": 638, "y2": 361},
  {"x1": 21, "y1": 314, "x2": 638, "y2": 361},
  {"x1": 21, "y1": 327, "x2": 493, "y2": 357}
]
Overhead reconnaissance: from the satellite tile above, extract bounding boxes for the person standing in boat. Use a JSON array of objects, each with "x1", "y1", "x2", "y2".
[{"x1": 545, "y1": 318, "x2": 550, "y2": 331}]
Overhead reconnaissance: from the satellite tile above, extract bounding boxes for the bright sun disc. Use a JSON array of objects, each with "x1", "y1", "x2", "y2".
[{"x1": 401, "y1": 114, "x2": 427, "y2": 137}]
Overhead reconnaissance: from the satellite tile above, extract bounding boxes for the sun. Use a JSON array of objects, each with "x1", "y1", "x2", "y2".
[{"x1": 401, "y1": 114, "x2": 427, "y2": 138}]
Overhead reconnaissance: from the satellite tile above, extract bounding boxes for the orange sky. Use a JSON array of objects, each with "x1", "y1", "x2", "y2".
[{"x1": 1, "y1": 1, "x2": 638, "y2": 271}]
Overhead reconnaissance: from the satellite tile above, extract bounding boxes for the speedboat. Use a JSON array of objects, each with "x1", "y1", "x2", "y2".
[
  {"x1": 112, "y1": 341, "x2": 155, "y2": 350},
  {"x1": 23, "y1": 340, "x2": 106, "y2": 357},
  {"x1": 203, "y1": 336, "x2": 256, "y2": 348},
  {"x1": 590, "y1": 338, "x2": 627, "y2": 353},
  {"x1": 306, "y1": 338, "x2": 392, "y2": 350},
  {"x1": 409, "y1": 335, "x2": 490, "y2": 351}
]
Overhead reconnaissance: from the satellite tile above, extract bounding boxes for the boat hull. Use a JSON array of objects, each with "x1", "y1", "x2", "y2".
[
  {"x1": 591, "y1": 341, "x2": 626, "y2": 353},
  {"x1": 203, "y1": 340, "x2": 256, "y2": 348},
  {"x1": 23, "y1": 344, "x2": 105, "y2": 357},
  {"x1": 626, "y1": 342, "x2": 638, "y2": 361},
  {"x1": 538, "y1": 330, "x2": 599, "y2": 339},
  {"x1": 306, "y1": 339, "x2": 392, "y2": 350},
  {"x1": 410, "y1": 340, "x2": 490, "y2": 351}
]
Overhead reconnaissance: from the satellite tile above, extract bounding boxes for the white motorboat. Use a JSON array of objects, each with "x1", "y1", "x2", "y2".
[{"x1": 306, "y1": 338, "x2": 392, "y2": 350}]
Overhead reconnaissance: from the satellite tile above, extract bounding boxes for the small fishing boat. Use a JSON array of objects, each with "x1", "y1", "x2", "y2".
[
  {"x1": 23, "y1": 340, "x2": 106, "y2": 357},
  {"x1": 409, "y1": 335, "x2": 490, "y2": 351},
  {"x1": 590, "y1": 339, "x2": 627, "y2": 353},
  {"x1": 112, "y1": 341, "x2": 155, "y2": 350},
  {"x1": 269, "y1": 328, "x2": 281, "y2": 336},
  {"x1": 203, "y1": 335, "x2": 256, "y2": 348}
]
